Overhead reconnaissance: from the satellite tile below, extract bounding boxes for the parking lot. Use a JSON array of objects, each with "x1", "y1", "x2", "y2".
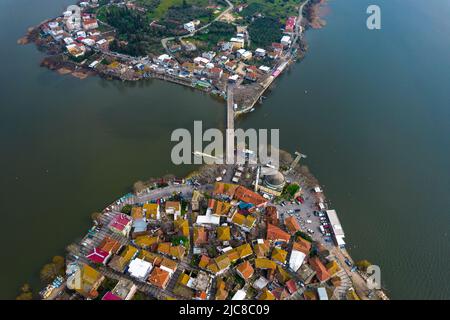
[{"x1": 274, "y1": 186, "x2": 334, "y2": 250}]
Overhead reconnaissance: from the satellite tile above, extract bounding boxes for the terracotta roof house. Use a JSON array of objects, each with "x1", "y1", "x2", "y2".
[
  {"x1": 194, "y1": 226, "x2": 208, "y2": 246},
  {"x1": 98, "y1": 236, "x2": 122, "y2": 254},
  {"x1": 209, "y1": 199, "x2": 232, "y2": 215},
  {"x1": 266, "y1": 223, "x2": 291, "y2": 242},
  {"x1": 284, "y1": 216, "x2": 301, "y2": 234},
  {"x1": 236, "y1": 261, "x2": 254, "y2": 280},
  {"x1": 148, "y1": 267, "x2": 171, "y2": 289},
  {"x1": 234, "y1": 186, "x2": 267, "y2": 207},
  {"x1": 198, "y1": 255, "x2": 210, "y2": 269},
  {"x1": 309, "y1": 257, "x2": 331, "y2": 283},
  {"x1": 213, "y1": 182, "x2": 238, "y2": 197},
  {"x1": 293, "y1": 236, "x2": 312, "y2": 255},
  {"x1": 226, "y1": 249, "x2": 240, "y2": 263},
  {"x1": 157, "y1": 242, "x2": 171, "y2": 256}
]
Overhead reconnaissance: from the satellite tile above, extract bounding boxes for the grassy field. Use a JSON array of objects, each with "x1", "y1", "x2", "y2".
[
  {"x1": 136, "y1": 0, "x2": 215, "y2": 20},
  {"x1": 239, "y1": 0, "x2": 303, "y2": 22}
]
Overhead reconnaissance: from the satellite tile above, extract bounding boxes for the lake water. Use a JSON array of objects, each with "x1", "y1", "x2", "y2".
[{"x1": 0, "y1": 0, "x2": 449, "y2": 299}]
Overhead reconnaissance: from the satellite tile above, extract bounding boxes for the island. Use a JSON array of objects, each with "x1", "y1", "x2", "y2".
[
  {"x1": 20, "y1": 0, "x2": 326, "y2": 113},
  {"x1": 36, "y1": 151, "x2": 389, "y2": 301}
]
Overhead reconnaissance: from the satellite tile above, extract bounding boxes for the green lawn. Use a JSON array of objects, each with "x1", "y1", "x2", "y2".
[{"x1": 239, "y1": 0, "x2": 304, "y2": 22}]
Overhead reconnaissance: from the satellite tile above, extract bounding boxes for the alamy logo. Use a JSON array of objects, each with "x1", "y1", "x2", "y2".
[
  {"x1": 171, "y1": 121, "x2": 279, "y2": 167},
  {"x1": 366, "y1": 265, "x2": 382, "y2": 289},
  {"x1": 367, "y1": 5, "x2": 381, "y2": 30},
  {"x1": 64, "y1": 5, "x2": 81, "y2": 30}
]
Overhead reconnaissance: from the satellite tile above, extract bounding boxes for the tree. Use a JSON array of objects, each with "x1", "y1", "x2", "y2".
[
  {"x1": 16, "y1": 283, "x2": 33, "y2": 300},
  {"x1": 66, "y1": 243, "x2": 79, "y2": 255},
  {"x1": 356, "y1": 260, "x2": 372, "y2": 272},
  {"x1": 91, "y1": 211, "x2": 102, "y2": 222},
  {"x1": 121, "y1": 204, "x2": 133, "y2": 215},
  {"x1": 133, "y1": 180, "x2": 146, "y2": 194},
  {"x1": 40, "y1": 256, "x2": 65, "y2": 283},
  {"x1": 285, "y1": 183, "x2": 300, "y2": 198}
]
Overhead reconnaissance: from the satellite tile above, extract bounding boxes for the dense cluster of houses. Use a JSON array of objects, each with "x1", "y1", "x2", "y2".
[
  {"x1": 40, "y1": 1, "x2": 110, "y2": 60},
  {"x1": 60, "y1": 174, "x2": 355, "y2": 301},
  {"x1": 36, "y1": 0, "x2": 299, "y2": 91}
]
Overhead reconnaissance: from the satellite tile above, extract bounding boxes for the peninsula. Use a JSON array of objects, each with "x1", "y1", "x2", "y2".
[
  {"x1": 20, "y1": 0, "x2": 321, "y2": 113},
  {"x1": 37, "y1": 152, "x2": 389, "y2": 301}
]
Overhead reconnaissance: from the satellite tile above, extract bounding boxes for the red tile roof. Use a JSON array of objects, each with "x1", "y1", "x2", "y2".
[
  {"x1": 234, "y1": 186, "x2": 267, "y2": 207},
  {"x1": 86, "y1": 248, "x2": 109, "y2": 264},
  {"x1": 286, "y1": 279, "x2": 297, "y2": 294},
  {"x1": 110, "y1": 214, "x2": 131, "y2": 231},
  {"x1": 266, "y1": 223, "x2": 291, "y2": 242},
  {"x1": 148, "y1": 267, "x2": 170, "y2": 289},
  {"x1": 310, "y1": 257, "x2": 331, "y2": 283},
  {"x1": 284, "y1": 216, "x2": 301, "y2": 234}
]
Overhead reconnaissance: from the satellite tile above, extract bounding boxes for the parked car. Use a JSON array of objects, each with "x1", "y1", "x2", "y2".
[{"x1": 345, "y1": 258, "x2": 352, "y2": 267}]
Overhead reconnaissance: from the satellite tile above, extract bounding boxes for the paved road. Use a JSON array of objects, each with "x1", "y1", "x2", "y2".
[{"x1": 226, "y1": 85, "x2": 235, "y2": 164}]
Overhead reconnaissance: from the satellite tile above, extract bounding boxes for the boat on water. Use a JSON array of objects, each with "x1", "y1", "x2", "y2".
[{"x1": 250, "y1": 108, "x2": 255, "y2": 112}]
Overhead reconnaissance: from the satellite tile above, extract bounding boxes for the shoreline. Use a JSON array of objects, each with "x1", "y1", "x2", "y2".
[
  {"x1": 36, "y1": 155, "x2": 388, "y2": 301},
  {"x1": 19, "y1": 0, "x2": 317, "y2": 112},
  {"x1": 18, "y1": 0, "x2": 387, "y2": 301}
]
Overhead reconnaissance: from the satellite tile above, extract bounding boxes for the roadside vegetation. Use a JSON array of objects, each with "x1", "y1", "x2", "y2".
[
  {"x1": 248, "y1": 17, "x2": 283, "y2": 49},
  {"x1": 239, "y1": 0, "x2": 301, "y2": 22},
  {"x1": 40, "y1": 256, "x2": 65, "y2": 284},
  {"x1": 191, "y1": 21, "x2": 236, "y2": 51},
  {"x1": 97, "y1": 0, "x2": 220, "y2": 56}
]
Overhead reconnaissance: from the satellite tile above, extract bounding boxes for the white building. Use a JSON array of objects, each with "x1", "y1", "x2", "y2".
[
  {"x1": 255, "y1": 48, "x2": 266, "y2": 57},
  {"x1": 326, "y1": 209, "x2": 346, "y2": 248},
  {"x1": 231, "y1": 289, "x2": 247, "y2": 300},
  {"x1": 281, "y1": 35, "x2": 292, "y2": 46},
  {"x1": 194, "y1": 56, "x2": 210, "y2": 65},
  {"x1": 289, "y1": 250, "x2": 306, "y2": 272},
  {"x1": 259, "y1": 65, "x2": 271, "y2": 73},
  {"x1": 128, "y1": 258, "x2": 152, "y2": 281},
  {"x1": 317, "y1": 287, "x2": 329, "y2": 300},
  {"x1": 196, "y1": 208, "x2": 220, "y2": 225},
  {"x1": 184, "y1": 21, "x2": 196, "y2": 33}
]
